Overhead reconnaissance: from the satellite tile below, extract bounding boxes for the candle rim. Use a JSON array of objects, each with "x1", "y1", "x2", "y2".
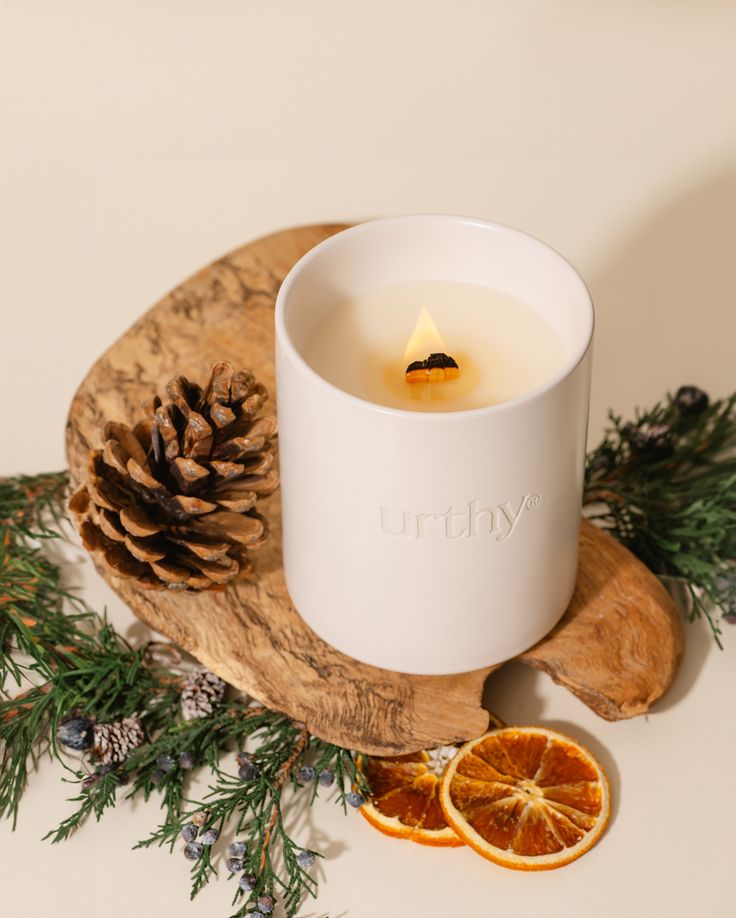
[{"x1": 275, "y1": 214, "x2": 594, "y2": 420}]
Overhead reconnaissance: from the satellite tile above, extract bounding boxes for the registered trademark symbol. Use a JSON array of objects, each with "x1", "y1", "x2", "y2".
[{"x1": 526, "y1": 494, "x2": 542, "y2": 510}]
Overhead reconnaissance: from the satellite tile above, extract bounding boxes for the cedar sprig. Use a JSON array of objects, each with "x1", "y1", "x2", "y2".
[
  {"x1": 0, "y1": 471, "x2": 91, "y2": 688},
  {"x1": 127, "y1": 703, "x2": 277, "y2": 826},
  {"x1": 584, "y1": 386, "x2": 736, "y2": 645},
  {"x1": 42, "y1": 706, "x2": 281, "y2": 847},
  {"x1": 0, "y1": 682, "x2": 56, "y2": 828},
  {"x1": 134, "y1": 719, "x2": 364, "y2": 916},
  {"x1": 0, "y1": 470, "x2": 91, "y2": 826},
  {"x1": 45, "y1": 770, "x2": 120, "y2": 844},
  {"x1": 0, "y1": 471, "x2": 69, "y2": 536},
  {"x1": 308, "y1": 737, "x2": 370, "y2": 808}
]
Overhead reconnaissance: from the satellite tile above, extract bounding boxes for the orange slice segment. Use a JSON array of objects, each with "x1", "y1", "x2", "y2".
[
  {"x1": 439, "y1": 726, "x2": 610, "y2": 870},
  {"x1": 358, "y1": 746, "x2": 464, "y2": 847}
]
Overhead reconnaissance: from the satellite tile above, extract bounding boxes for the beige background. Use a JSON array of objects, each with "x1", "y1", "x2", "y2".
[{"x1": 1, "y1": 1, "x2": 734, "y2": 916}]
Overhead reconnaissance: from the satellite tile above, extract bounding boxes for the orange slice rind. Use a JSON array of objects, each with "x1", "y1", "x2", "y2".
[
  {"x1": 357, "y1": 746, "x2": 464, "y2": 847},
  {"x1": 439, "y1": 726, "x2": 610, "y2": 870}
]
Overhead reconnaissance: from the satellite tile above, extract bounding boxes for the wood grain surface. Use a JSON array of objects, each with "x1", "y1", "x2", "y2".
[{"x1": 66, "y1": 223, "x2": 684, "y2": 754}]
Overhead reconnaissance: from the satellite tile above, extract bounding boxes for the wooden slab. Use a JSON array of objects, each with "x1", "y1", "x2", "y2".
[{"x1": 66, "y1": 224, "x2": 684, "y2": 755}]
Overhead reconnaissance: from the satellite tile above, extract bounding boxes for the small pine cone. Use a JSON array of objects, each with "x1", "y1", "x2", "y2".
[
  {"x1": 93, "y1": 716, "x2": 145, "y2": 766},
  {"x1": 69, "y1": 362, "x2": 279, "y2": 592},
  {"x1": 181, "y1": 668, "x2": 227, "y2": 721}
]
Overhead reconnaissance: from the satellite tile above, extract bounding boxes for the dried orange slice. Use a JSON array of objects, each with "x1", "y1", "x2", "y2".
[
  {"x1": 357, "y1": 746, "x2": 463, "y2": 846},
  {"x1": 439, "y1": 726, "x2": 610, "y2": 870}
]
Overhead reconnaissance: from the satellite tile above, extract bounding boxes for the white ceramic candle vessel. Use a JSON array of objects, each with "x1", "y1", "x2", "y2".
[{"x1": 275, "y1": 215, "x2": 593, "y2": 675}]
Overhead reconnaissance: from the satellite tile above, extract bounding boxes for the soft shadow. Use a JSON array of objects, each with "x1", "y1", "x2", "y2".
[
  {"x1": 582, "y1": 165, "x2": 736, "y2": 713},
  {"x1": 650, "y1": 580, "x2": 714, "y2": 713},
  {"x1": 124, "y1": 618, "x2": 159, "y2": 646},
  {"x1": 252, "y1": 492, "x2": 284, "y2": 577},
  {"x1": 282, "y1": 786, "x2": 350, "y2": 863},
  {"x1": 587, "y1": 164, "x2": 736, "y2": 437},
  {"x1": 47, "y1": 523, "x2": 89, "y2": 596},
  {"x1": 482, "y1": 662, "x2": 546, "y2": 724}
]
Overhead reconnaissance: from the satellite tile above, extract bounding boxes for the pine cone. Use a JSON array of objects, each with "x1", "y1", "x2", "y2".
[
  {"x1": 93, "y1": 716, "x2": 145, "y2": 766},
  {"x1": 181, "y1": 668, "x2": 227, "y2": 721},
  {"x1": 70, "y1": 362, "x2": 279, "y2": 591}
]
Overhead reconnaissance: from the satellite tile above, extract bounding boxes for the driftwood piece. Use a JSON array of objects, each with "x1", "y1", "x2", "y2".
[
  {"x1": 66, "y1": 223, "x2": 684, "y2": 755},
  {"x1": 519, "y1": 520, "x2": 684, "y2": 719}
]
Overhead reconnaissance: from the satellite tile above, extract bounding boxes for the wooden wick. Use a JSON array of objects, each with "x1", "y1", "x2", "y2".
[{"x1": 405, "y1": 352, "x2": 460, "y2": 384}]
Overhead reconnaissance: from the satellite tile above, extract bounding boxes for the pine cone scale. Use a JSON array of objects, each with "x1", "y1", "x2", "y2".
[
  {"x1": 86, "y1": 454, "x2": 126, "y2": 512},
  {"x1": 125, "y1": 534, "x2": 166, "y2": 563},
  {"x1": 210, "y1": 403, "x2": 236, "y2": 429},
  {"x1": 190, "y1": 556, "x2": 239, "y2": 583},
  {"x1": 149, "y1": 558, "x2": 188, "y2": 581},
  {"x1": 169, "y1": 536, "x2": 231, "y2": 561},
  {"x1": 209, "y1": 460, "x2": 247, "y2": 479},
  {"x1": 127, "y1": 457, "x2": 165, "y2": 493},
  {"x1": 240, "y1": 452, "x2": 275, "y2": 476},
  {"x1": 175, "y1": 495, "x2": 217, "y2": 516},
  {"x1": 97, "y1": 508, "x2": 127, "y2": 542},
  {"x1": 213, "y1": 494, "x2": 257, "y2": 513},
  {"x1": 154, "y1": 404, "x2": 180, "y2": 460},
  {"x1": 240, "y1": 470, "x2": 279, "y2": 493},
  {"x1": 210, "y1": 477, "x2": 263, "y2": 499},
  {"x1": 183, "y1": 412, "x2": 213, "y2": 458},
  {"x1": 126, "y1": 459, "x2": 195, "y2": 522},
  {"x1": 171, "y1": 457, "x2": 210, "y2": 492},
  {"x1": 189, "y1": 510, "x2": 265, "y2": 543},
  {"x1": 118, "y1": 506, "x2": 163, "y2": 537},
  {"x1": 211, "y1": 437, "x2": 265, "y2": 461},
  {"x1": 79, "y1": 519, "x2": 110, "y2": 553},
  {"x1": 199, "y1": 362, "x2": 231, "y2": 405},
  {"x1": 107, "y1": 548, "x2": 153, "y2": 584},
  {"x1": 102, "y1": 440, "x2": 131, "y2": 476},
  {"x1": 69, "y1": 486, "x2": 90, "y2": 515},
  {"x1": 104, "y1": 421, "x2": 148, "y2": 468}
]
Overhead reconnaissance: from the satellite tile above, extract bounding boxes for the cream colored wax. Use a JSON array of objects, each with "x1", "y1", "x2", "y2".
[{"x1": 302, "y1": 279, "x2": 566, "y2": 412}]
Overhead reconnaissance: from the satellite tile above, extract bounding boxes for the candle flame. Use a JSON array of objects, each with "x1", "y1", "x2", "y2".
[{"x1": 404, "y1": 307, "x2": 448, "y2": 364}]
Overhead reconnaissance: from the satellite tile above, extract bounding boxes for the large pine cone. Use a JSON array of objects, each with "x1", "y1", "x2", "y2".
[{"x1": 70, "y1": 362, "x2": 278, "y2": 591}]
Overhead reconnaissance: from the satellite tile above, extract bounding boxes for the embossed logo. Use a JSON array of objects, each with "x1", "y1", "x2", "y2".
[{"x1": 379, "y1": 494, "x2": 542, "y2": 542}]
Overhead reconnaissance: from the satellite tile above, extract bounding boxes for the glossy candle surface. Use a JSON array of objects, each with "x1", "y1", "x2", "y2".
[{"x1": 302, "y1": 279, "x2": 566, "y2": 412}]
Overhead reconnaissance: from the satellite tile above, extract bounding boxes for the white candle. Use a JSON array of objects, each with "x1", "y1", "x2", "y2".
[
  {"x1": 276, "y1": 215, "x2": 594, "y2": 674},
  {"x1": 302, "y1": 279, "x2": 566, "y2": 412}
]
